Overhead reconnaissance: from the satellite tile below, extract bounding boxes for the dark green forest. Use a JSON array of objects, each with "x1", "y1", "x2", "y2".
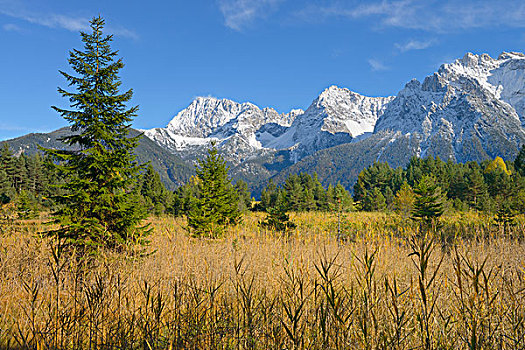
[{"x1": 354, "y1": 150, "x2": 525, "y2": 216}]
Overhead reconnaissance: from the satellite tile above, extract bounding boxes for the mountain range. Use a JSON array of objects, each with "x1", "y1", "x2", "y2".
[{"x1": 5, "y1": 52, "x2": 525, "y2": 195}]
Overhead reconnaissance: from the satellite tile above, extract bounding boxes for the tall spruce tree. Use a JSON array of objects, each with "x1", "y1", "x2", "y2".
[
  {"x1": 43, "y1": 16, "x2": 146, "y2": 253},
  {"x1": 187, "y1": 144, "x2": 240, "y2": 237}
]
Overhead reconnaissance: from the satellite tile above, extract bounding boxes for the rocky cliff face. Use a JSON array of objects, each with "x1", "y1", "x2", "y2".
[
  {"x1": 374, "y1": 52, "x2": 525, "y2": 163},
  {"x1": 143, "y1": 97, "x2": 298, "y2": 164}
]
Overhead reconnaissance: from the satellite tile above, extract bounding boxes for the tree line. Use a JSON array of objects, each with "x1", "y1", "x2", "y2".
[
  {"x1": 0, "y1": 143, "x2": 64, "y2": 218},
  {"x1": 354, "y1": 151, "x2": 525, "y2": 216}
]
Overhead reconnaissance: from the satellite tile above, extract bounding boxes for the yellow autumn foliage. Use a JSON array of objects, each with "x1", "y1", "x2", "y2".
[{"x1": 485, "y1": 156, "x2": 511, "y2": 175}]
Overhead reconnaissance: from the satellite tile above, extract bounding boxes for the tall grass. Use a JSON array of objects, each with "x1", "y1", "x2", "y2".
[{"x1": 0, "y1": 212, "x2": 524, "y2": 349}]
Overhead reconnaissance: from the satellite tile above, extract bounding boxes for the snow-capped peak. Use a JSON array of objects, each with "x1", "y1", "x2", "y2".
[
  {"x1": 437, "y1": 52, "x2": 525, "y2": 120},
  {"x1": 306, "y1": 85, "x2": 394, "y2": 136}
]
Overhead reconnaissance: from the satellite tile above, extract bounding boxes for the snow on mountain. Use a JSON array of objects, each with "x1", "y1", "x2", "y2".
[
  {"x1": 143, "y1": 97, "x2": 297, "y2": 155},
  {"x1": 374, "y1": 52, "x2": 525, "y2": 162},
  {"x1": 144, "y1": 86, "x2": 392, "y2": 164},
  {"x1": 264, "y1": 86, "x2": 394, "y2": 160}
]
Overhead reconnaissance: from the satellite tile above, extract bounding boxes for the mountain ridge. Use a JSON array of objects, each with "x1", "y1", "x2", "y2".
[{"x1": 4, "y1": 51, "x2": 525, "y2": 195}]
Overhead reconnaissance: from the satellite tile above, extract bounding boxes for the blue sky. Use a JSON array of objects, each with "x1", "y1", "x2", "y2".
[{"x1": 1, "y1": 0, "x2": 525, "y2": 140}]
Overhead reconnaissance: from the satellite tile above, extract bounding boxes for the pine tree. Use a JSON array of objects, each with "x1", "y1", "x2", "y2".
[
  {"x1": 412, "y1": 175, "x2": 444, "y2": 231},
  {"x1": 260, "y1": 179, "x2": 278, "y2": 210},
  {"x1": 514, "y1": 145, "x2": 525, "y2": 176},
  {"x1": 43, "y1": 16, "x2": 147, "y2": 254},
  {"x1": 141, "y1": 165, "x2": 169, "y2": 215},
  {"x1": 235, "y1": 180, "x2": 252, "y2": 212},
  {"x1": 466, "y1": 168, "x2": 487, "y2": 209},
  {"x1": 300, "y1": 188, "x2": 316, "y2": 211},
  {"x1": 384, "y1": 186, "x2": 395, "y2": 209},
  {"x1": 494, "y1": 202, "x2": 515, "y2": 230},
  {"x1": 187, "y1": 144, "x2": 240, "y2": 237},
  {"x1": 13, "y1": 154, "x2": 27, "y2": 193},
  {"x1": 362, "y1": 187, "x2": 386, "y2": 211},
  {"x1": 17, "y1": 190, "x2": 37, "y2": 220},
  {"x1": 285, "y1": 174, "x2": 303, "y2": 211},
  {"x1": 259, "y1": 198, "x2": 296, "y2": 232},
  {"x1": 0, "y1": 169, "x2": 12, "y2": 199},
  {"x1": 0, "y1": 143, "x2": 16, "y2": 188}
]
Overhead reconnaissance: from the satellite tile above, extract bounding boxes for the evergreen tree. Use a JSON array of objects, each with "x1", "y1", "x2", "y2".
[
  {"x1": 514, "y1": 145, "x2": 525, "y2": 176},
  {"x1": 0, "y1": 143, "x2": 16, "y2": 188},
  {"x1": 187, "y1": 144, "x2": 240, "y2": 237},
  {"x1": 384, "y1": 186, "x2": 395, "y2": 209},
  {"x1": 259, "y1": 195, "x2": 295, "y2": 232},
  {"x1": 235, "y1": 180, "x2": 252, "y2": 212},
  {"x1": 494, "y1": 201, "x2": 516, "y2": 233},
  {"x1": 285, "y1": 174, "x2": 303, "y2": 211},
  {"x1": 141, "y1": 165, "x2": 169, "y2": 215},
  {"x1": 300, "y1": 188, "x2": 316, "y2": 211},
  {"x1": 13, "y1": 155, "x2": 27, "y2": 193},
  {"x1": 465, "y1": 168, "x2": 487, "y2": 209},
  {"x1": 17, "y1": 190, "x2": 37, "y2": 220},
  {"x1": 412, "y1": 175, "x2": 444, "y2": 230},
  {"x1": 43, "y1": 16, "x2": 147, "y2": 254},
  {"x1": 0, "y1": 169, "x2": 12, "y2": 199},
  {"x1": 362, "y1": 187, "x2": 386, "y2": 211},
  {"x1": 259, "y1": 179, "x2": 278, "y2": 210},
  {"x1": 170, "y1": 180, "x2": 198, "y2": 217},
  {"x1": 312, "y1": 173, "x2": 327, "y2": 210}
]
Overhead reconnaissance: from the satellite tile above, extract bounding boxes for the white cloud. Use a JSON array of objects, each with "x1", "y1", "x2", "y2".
[
  {"x1": 297, "y1": 0, "x2": 525, "y2": 33},
  {"x1": 2, "y1": 22, "x2": 21, "y2": 32},
  {"x1": 0, "y1": 4, "x2": 137, "y2": 39},
  {"x1": 0, "y1": 123, "x2": 26, "y2": 131},
  {"x1": 218, "y1": 0, "x2": 282, "y2": 31},
  {"x1": 395, "y1": 39, "x2": 435, "y2": 52},
  {"x1": 368, "y1": 58, "x2": 388, "y2": 71}
]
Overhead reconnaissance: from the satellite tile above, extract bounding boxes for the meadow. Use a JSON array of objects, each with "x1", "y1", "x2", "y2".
[{"x1": 1, "y1": 212, "x2": 525, "y2": 349}]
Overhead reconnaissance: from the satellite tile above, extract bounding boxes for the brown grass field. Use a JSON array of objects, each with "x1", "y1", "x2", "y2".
[{"x1": 1, "y1": 212, "x2": 525, "y2": 349}]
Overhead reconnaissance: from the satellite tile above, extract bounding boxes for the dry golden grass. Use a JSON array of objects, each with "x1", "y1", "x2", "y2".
[{"x1": 1, "y1": 212, "x2": 525, "y2": 349}]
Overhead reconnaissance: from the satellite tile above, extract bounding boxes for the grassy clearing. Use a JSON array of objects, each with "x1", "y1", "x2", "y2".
[{"x1": 1, "y1": 212, "x2": 525, "y2": 349}]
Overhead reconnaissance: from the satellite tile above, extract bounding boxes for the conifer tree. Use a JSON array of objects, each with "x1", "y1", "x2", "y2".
[
  {"x1": 141, "y1": 165, "x2": 169, "y2": 215},
  {"x1": 0, "y1": 144, "x2": 15, "y2": 187},
  {"x1": 260, "y1": 179, "x2": 278, "y2": 210},
  {"x1": 362, "y1": 187, "x2": 386, "y2": 211},
  {"x1": 285, "y1": 174, "x2": 303, "y2": 211},
  {"x1": 514, "y1": 145, "x2": 525, "y2": 176},
  {"x1": 412, "y1": 175, "x2": 444, "y2": 231},
  {"x1": 13, "y1": 155, "x2": 28, "y2": 192},
  {"x1": 0, "y1": 169, "x2": 12, "y2": 199},
  {"x1": 465, "y1": 168, "x2": 487, "y2": 209},
  {"x1": 43, "y1": 16, "x2": 147, "y2": 253},
  {"x1": 187, "y1": 144, "x2": 240, "y2": 237},
  {"x1": 259, "y1": 197, "x2": 295, "y2": 232},
  {"x1": 235, "y1": 180, "x2": 252, "y2": 212},
  {"x1": 170, "y1": 179, "x2": 198, "y2": 217}
]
